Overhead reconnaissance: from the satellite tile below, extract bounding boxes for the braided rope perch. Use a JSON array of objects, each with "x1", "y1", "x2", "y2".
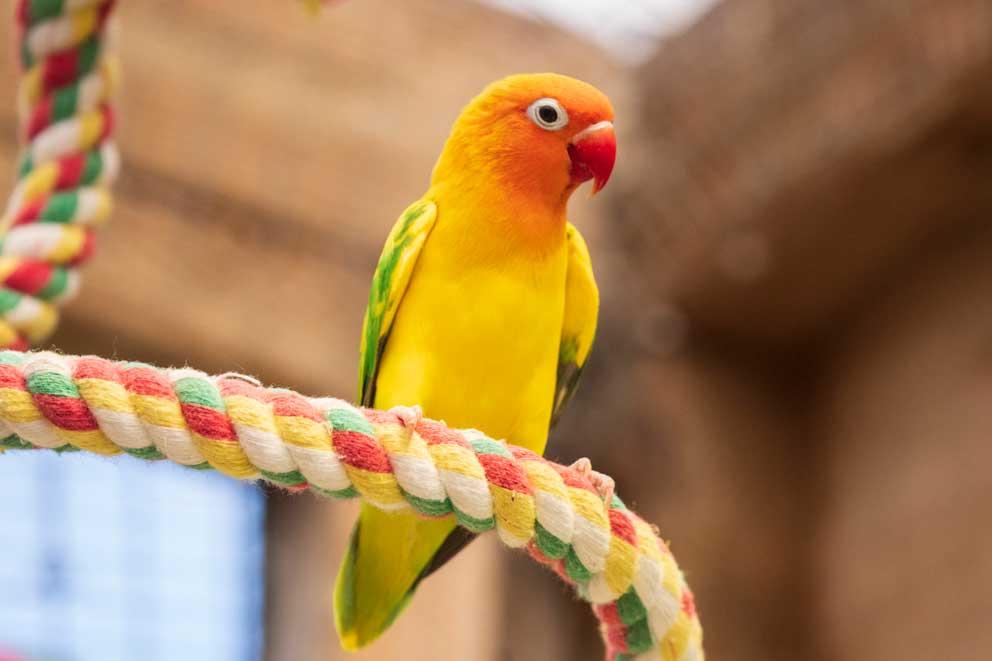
[
  {"x1": 0, "y1": 0, "x2": 118, "y2": 349},
  {"x1": 0, "y1": 350, "x2": 703, "y2": 660}
]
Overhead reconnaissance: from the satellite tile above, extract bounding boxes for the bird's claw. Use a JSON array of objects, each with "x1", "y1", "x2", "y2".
[
  {"x1": 569, "y1": 457, "x2": 615, "y2": 507},
  {"x1": 389, "y1": 405, "x2": 423, "y2": 429}
]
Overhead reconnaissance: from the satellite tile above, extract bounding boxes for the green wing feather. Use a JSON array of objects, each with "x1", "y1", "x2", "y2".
[
  {"x1": 551, "y1": 223, "x2": 599, "y2": 428},
  {"x1": 335, "y1": 199, "x2": 438, "y2": 650},
  {"x1": 358, "y1": 200, "x2": 437, "y2": 407}
]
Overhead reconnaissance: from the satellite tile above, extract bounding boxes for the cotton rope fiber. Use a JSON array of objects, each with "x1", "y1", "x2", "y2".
[
  {"x1": 0, "y1": 350, "x2": 703, "y2": 661},
  {"x1": 1, "y1": 0, "x2": 118, "y2": 349},
  {"x1": 2, "y1": 3, "x2": 704, "y2": 660}
]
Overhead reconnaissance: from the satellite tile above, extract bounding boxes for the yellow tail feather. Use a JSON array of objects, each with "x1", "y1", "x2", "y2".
[{"x1": 333, "y1": 503, "x2": 458, "y2": 649}]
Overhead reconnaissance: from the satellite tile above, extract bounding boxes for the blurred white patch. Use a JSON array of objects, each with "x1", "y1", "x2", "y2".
[{"x1": 480, "y1": 0, "x2": 717, "y2": 63}]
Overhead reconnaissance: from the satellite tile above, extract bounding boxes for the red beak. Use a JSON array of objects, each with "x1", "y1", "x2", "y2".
[{"x1": 568, "y1": 121, "x2": 616, "y2": 194}]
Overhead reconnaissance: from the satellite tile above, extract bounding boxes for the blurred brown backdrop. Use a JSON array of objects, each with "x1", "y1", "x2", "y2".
[{"x1": 4, "y1": 0, "x2": 992, "y2": 660}]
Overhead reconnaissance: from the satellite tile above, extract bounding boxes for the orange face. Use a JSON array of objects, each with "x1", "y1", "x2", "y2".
[{"x1": 435, "y1": 73, "x2": 617, "y2": 208}]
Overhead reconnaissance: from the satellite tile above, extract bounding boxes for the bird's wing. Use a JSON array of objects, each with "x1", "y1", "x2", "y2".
[
  {"x1": 335, "y1": 199, "x2": 439, "y2": 650},
  {"x1": 550, "y1": 222, "x2": 599, "y2": 428},
  {"x1": 357, "y1": 199, "x2": 437, "y2": 407}
]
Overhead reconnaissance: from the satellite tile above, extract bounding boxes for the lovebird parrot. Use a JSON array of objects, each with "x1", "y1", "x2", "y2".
[{"x1": 334, "y1": 73, "x2": 617, "y2": 649}]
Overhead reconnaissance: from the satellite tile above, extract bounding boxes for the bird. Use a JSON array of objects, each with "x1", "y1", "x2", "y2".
[{"x1": 334, "y1": 72, "x2": 616, "y2": 650}]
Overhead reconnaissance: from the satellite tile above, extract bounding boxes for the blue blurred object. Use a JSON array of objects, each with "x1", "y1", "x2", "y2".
[{"x1": 0, "y1": 451, "x2": 266, "y2": 661}]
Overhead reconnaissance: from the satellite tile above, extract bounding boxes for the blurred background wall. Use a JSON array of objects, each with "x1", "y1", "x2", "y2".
[{"x1": 3, "y1": 1, "x2": 992, "y2": 660}]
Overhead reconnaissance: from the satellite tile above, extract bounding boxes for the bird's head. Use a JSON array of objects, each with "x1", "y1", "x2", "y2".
[{"x1": 433, "y1": 73, "x2": 616, "y2": 211}]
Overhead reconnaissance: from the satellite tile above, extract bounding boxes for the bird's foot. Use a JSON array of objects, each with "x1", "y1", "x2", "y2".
[
  {"x1": 389, "y1": 405, "x2": 423, "y2": 429},
  {"x1": 569, "y1": 457, "x2": 616, "y2": 507}
]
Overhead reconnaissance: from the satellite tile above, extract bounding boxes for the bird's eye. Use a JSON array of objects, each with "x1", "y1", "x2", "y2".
[{"x1": 527, "y1": 98, "x2": 568, "y2": 131}]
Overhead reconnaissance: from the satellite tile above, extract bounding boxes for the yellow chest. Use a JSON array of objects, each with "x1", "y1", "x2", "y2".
[{"x1": 373, "y1": 223, "x2": 568, "y2": 452}]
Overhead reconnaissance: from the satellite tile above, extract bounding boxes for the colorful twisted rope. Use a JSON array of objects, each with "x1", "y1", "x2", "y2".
[
  {"x1": 1, "y1": 0, "x2": 118, "y2": 350},
  {"x1": 0, "y1": 350, "x2": 704, "y2": 660}
]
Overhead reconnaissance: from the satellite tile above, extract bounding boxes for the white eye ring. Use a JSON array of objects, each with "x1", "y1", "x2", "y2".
[{"x1": 527, "y1": 98, "x2": 569, "y2": 131}]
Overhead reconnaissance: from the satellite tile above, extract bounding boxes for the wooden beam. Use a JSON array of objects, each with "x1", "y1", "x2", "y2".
[{"x1": 624, "y1": 0, "x2": 992, "y2": 344}]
